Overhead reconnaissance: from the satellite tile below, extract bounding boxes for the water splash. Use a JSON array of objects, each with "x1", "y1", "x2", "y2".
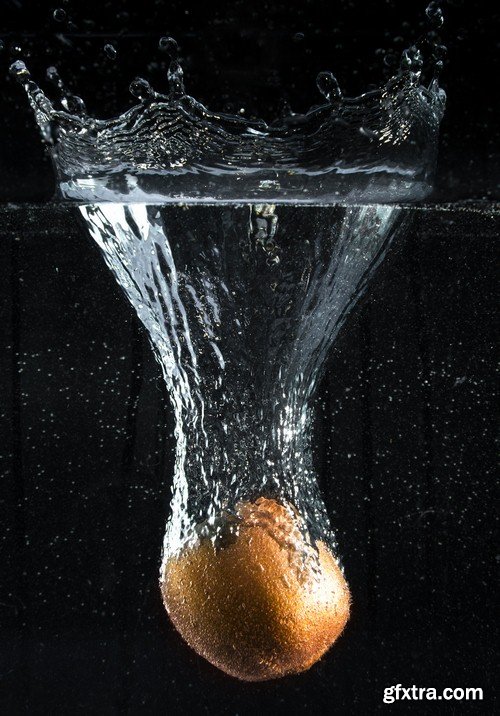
[
  {"x1": 80, "y1": 203, "x2": 403, "y2": 559},
  {"x1": 9, "y1": 4, "x2": 445, "y2": 676},
  {"x1": 10, "y1": 5, "x2": 445, "y2": 204}
]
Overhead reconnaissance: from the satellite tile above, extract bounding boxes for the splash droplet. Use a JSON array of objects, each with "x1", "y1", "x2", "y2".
[
  {"x1": 46, "y1": 65, "x2": 60, "y2": 83},
  {"x1": 9, "y1": 60, "x2": 30, "y2": 81},
  {"x1": 426, "y1": 2, "x2": 444, "y2": 29},
  {"x1": 400, "y1": 45, "x2": 423, "y2": 79},
  {"x1": 167, "y1": 59, "x2": 185, "y2": 97},
  {"x1": 129, "y1": 77, "x2": 154, "y2": 101},
  {"x1": 63, "y1": 94, "x2": 87, "y2": 115},
  {"x1": 159, "y1": 36, "x2": 179, "y2": 56},
  {"x1": 431, "y1": 42, "x2": 447, "y2": 79},
  {"x1": 46, "y1": 65, "x2": 86, "y2": 115},
  {"x1": 316, "y1": 71, "x2": 342, "y2": 103}
]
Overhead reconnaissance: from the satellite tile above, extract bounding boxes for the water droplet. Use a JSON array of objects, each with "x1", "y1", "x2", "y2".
[
  {"x1": 9, "y1": 60, "x2": 30, "y2": 82},
  {"x1": 53, "y1": 8, "x2": 67, "y2": 22},
  {"x1": 159, "y1": 36, "x2": 179, "y2": 56},
  {"x1": 316, "y1": 71, "x2": 342, "y2": 103},
  {"x1": 425, "y1": 2, "x2": 444, "y2": 29},
  {"x1": 129, "y1": 77, "x2": 153, "y2": 101},
  {"x1": 168, "y1": 60, "x2": 185, "y2": 97},
  {"x1": 46, "y1": 65, "x2": 86, "y2": 115},
  {"x1": 434, "y1": 43, "x2": 447, "y2": 61},
  {"x1": 0, "y1": 40, "x2": 4, "y2": 52},
  {"x1": 46, "y1": 65, "x2": 60, "y2": 83},
  {"x1": 293, "y1": 32, "x2": 305, "y2": 42},
  {"x1": 400, "y1": 46, "x2": 423, "y2": 74},
  {"x1": 104, "y1": 43, "x2": 117, "y2": 60},
  {"x1": 63, "y1": 95, "x2": 87, "y2": 115}
]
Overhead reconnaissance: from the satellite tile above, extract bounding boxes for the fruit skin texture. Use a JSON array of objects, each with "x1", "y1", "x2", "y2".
[{"x1": 161, "y1": 497, "x2": 351, "y2": 682}]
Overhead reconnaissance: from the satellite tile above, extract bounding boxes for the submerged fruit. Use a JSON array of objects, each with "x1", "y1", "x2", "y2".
[{"x1": 161, "y1": 497, "x2": 350, "y2": 681}]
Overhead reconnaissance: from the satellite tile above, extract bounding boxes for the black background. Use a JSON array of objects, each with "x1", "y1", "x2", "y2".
[{"x1": 0, "y1": 1, "x2": 499, "y2": 714}]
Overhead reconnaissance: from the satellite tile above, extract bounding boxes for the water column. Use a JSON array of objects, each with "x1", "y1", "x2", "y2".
[{"x1": 81, "y1": 201, "x2": 401, "y2": 680}]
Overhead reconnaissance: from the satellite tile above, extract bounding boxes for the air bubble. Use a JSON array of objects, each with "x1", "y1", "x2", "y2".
[
  {"x1": 104, "y1": 44, "x2": 117, "y2": 60},
  {"x1": 383, "y1": 53, "x2": 398, "y2": 68},
  {"x1": 53, "y1": 8, "x2": 67, "y2": 23}
]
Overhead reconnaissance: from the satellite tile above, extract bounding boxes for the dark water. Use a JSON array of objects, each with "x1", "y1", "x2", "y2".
[{"x1": 0, "y1": 203, "x2": 497, "y2": 712}]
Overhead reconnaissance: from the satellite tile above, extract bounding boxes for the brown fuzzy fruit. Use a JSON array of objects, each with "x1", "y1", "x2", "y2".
[{"x1": 161, "y1": 497, "x2": 350, "y2": 681}]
